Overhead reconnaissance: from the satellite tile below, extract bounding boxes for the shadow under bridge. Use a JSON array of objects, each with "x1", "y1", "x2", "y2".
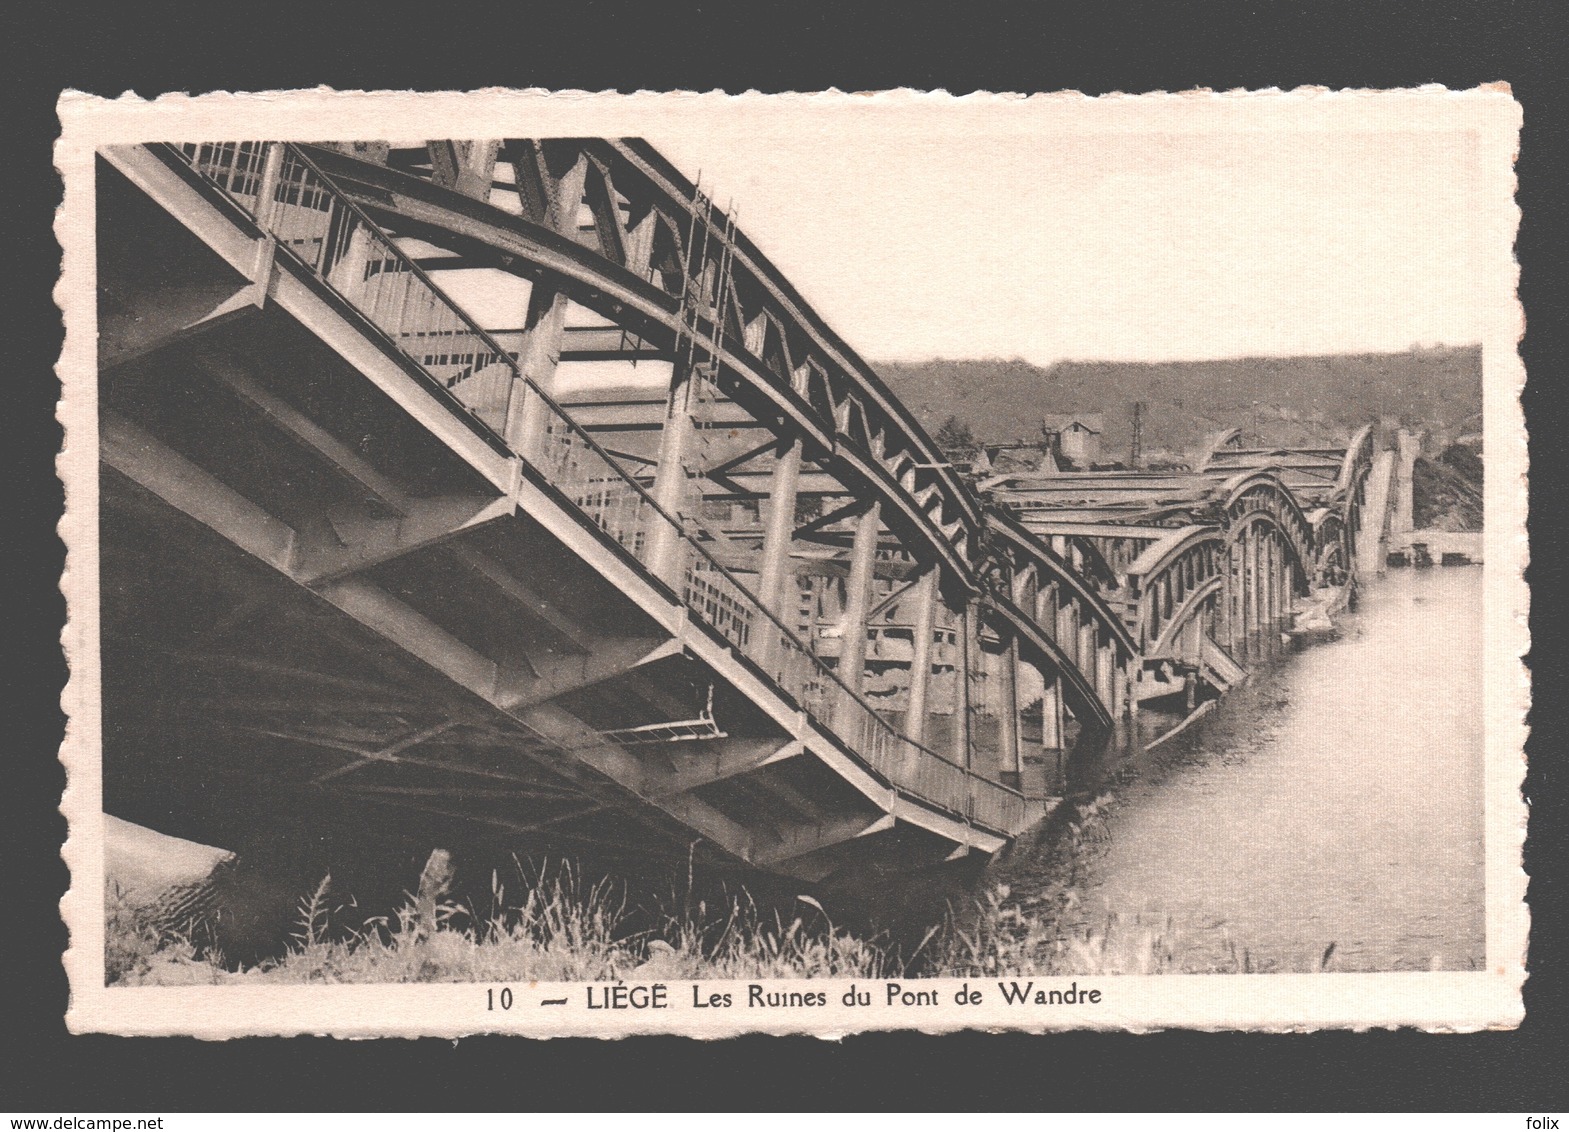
[{"x1": 94, "y1": 138, "x2": 1145, "y2": 883}]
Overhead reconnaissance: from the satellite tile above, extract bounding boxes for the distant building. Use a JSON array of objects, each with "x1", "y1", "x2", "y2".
[{"x1": 1041, "y1": 413, "x2": 1104, "y2": 467}]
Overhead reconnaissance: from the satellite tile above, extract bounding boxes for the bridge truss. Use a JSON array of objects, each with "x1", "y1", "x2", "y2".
[{"x1": 94, "y1": 136, "x2": 1395, "y2": 883}]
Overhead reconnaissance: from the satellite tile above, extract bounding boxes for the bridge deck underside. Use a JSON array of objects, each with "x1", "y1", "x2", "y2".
[
  {"x1": 102, "y1": 314, "x2": 983, "y2": 883},
  {"x1": 96, "y1": 167, "x2": 1006, "y2": 882}
]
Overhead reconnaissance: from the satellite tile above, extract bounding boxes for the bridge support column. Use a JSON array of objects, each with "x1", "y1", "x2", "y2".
[
  {"x1": 1040, "y1": 667, "x2": 1065, "y2": 789},
  {"x1": 1133, "y1": 586, "x2": 1150, "y2": 659},
  {"x1": 998, "y1": 630, "x2": 1022, "y2": 789},
  {"x1": 1274, "y1": 546, "x2": 1286, "y2": 649},
  {"x1": 838, "y1": 502, "x2": 881, "y2": 698},
  {"x1": 645, "y1": 362, "x2": 699, "y2": 586},
  {"x1": 1394, "y1": 429, "x2": 1420, "y2": 538},
  {"x1": 1223, "y1": 542, "x2": 1238, "y2": 656},
  {"x1": 325, "y1": 220, "x2": 376, "y2": 304},
  {"x1": 1281, "y1": 545, "x2": 1293, "y2": 646},
  {"x1": 755, "y1": 438, "x2": 803, "y2": 668},
  {"x1": 1057, "y1": 600, "x2": 1078, "y2": 670},
  {"x1": 954, "y1": 604, "x2": 976, "y2": 771},
  {"x1": 1262, "y1": 536, "x2": 1276, "y2": 653},
  {"x1": 252, "y1": 142, "x2": 285, "y2": 229},
  {"x1": 1239, "y1": 531, "x2": 1250, "y2": 659},
  {"x1": 1234, "y1": 533, "x2": 1248, "y2": 660},
  {"x1": 1273, "y1": 539, "x2": 1286, "y2": 646},
  {"x1": 1040, "y1": 674, "x2": 1064, "y2": 748},
  {"x1": 1273, "y1": 539, "x2": 1287, "y2": 643},
  {"x1": 903, "y1": 567, "x2": 938, "y2": 747},
  {"x1": 1261, "y1": 536, "x2": 1273, "y2": 638},
  {"x1": 1246, "y1": 530, "x2": 1262, "y2": 660},
  {"x1": 506, "y1": 284, "x2": 568, "y2": 461}
]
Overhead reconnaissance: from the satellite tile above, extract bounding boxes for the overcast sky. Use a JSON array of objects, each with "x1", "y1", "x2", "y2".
[{"x1": 637, "y1": 105, "x2": 1486, "y2": 366}]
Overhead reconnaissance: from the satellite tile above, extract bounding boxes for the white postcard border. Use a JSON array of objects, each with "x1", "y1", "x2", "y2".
[{"x1": 56, "y1": 86, "x2": 1528, "y2": 1037}]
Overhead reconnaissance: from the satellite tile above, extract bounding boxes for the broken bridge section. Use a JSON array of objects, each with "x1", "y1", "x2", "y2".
[
  {"x1": 96, "y1": 138, "x2": 1407, "y2": 887},
  {"x1": 99, "y1": 140, "x2": 1101, "y2": 885},
  {"x1": 987, "y1": 422, "x2": 1396, "y2": 720}
]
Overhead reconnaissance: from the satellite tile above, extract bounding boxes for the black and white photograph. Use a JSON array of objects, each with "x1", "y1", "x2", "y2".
[{"x1": 56, "y1": 88, "x2": 1526, "y2": 1036}]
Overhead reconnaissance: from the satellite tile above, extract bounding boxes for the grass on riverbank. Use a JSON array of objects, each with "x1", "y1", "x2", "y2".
[
  {"x1": 106, "y1": 810, "x2": 1329, "y2": 985},
  {"x1": 107, "y1": 863, "x2": 896, "y2": 986}
]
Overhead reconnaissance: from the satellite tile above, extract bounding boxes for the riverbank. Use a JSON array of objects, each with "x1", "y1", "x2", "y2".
[
  {"x1": 106, "y1": 811, "x2": 1285, "y2": 986},
  {"x1": 107, "y1": 863, "x2": 892, "y2": 985}
]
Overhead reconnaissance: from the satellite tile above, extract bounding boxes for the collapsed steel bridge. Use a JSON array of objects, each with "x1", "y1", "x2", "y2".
[{"x1": 95, "y1": 138, "x2": 1394, "y2": 882}]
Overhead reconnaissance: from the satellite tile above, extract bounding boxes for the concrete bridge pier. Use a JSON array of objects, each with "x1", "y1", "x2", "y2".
[{"x1": 1392, "y1": 428, "x2": 1421, "y2": 542}]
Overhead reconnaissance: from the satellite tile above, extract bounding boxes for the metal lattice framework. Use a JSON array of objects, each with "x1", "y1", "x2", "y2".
[{"x1": 94, "y1": 136, "x2": 1403, "y2": 881}]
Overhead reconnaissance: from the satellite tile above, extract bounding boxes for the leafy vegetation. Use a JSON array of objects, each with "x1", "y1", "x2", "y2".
[
  {"x1": 932, "y1": 415, "x2": 980, "y2": 464},
  {"x1": 107, "y1": 807, "x2": 1334, "y2": 985},
  {"x1": 107, "y1": 861, "x2": 895, "y2": 986},
  {"x1": 1413, "y1": 446, "x2": 1484, "y2": 530}
]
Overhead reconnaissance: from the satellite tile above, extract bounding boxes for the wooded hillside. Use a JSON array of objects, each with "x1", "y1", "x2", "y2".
[{"x1": 875, "y1": 346, "x2": 1483, "y2": 460}]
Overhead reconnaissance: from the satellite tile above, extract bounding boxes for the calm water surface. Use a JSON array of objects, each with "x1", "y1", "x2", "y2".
[{"x1": 1063, "y1": 566, "x2": 1485, "y2": 972}]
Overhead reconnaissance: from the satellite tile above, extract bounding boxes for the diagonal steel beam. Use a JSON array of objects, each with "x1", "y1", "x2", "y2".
[
  {"x1": 792, "y1": 497, "x2": 872, "y2": 542},
  {"x1": 295, "y1": 494, "x2": 513, "y2": 583},
  {"x1": 751, "y1": 812, "x2": 895, "y2": 868},
  {"x1": 495, "y1": 637, "x2": 682, "y2": 711},
  {"x1": 101, "y1": 284, "x2": 263, "y2": 373},
  {"x1": 197, "y1": 351, "x2": 410, "y2": 507},
  {"x1": 312, "y1": 719, "x2": 464, "y2": 784},
  {"x1": 101, "y1": 411, "x2": 296, "y2": 572},
  {"x1": 649, "y1": 739, "x2": 803, "y2": 797}
]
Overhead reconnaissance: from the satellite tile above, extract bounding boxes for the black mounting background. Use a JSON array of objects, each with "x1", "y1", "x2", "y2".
[{"x1": 10, "y1": 0, "x2": 1566, "y2": 1112}]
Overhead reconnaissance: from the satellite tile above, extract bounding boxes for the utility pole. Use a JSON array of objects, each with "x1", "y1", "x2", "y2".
[{"x1": 1130, "y1": 401, "x2": 1145, "y2": 469}]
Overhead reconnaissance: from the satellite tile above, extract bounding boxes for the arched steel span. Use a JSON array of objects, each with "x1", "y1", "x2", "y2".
[
  {"x1": 1307, "y1": 507, "x2": 1353, "y2": 588},
  {"x1": 1061, "y1": 534, "x2": 1123, "y2": 591},
  {"x1": 1219, "y1": 468, "x2": 1314, "y2": 592},
  {"x1": 103, "y1": 136, "x2": 1155, "y2": 887},
  {"x1": 1120, "y1": 475, "x2": 1311, "y2": 665},
  {"x1": 1332, "y1": 424, "x2": 1377, "y2": 561},
  {"x1": 1334, "y1": 424, "x2": 1377, "y2": 502},
  {"x1": 297, "y1": 141, "x2": 985, "y2": 595},
  {"x1": 1123, "y1": 525, "x2": 1225, "y2": 658},
  {"x1": 984, "y1": 512, "x2": 1138, "y2": 732},
  {"x1": 93, "y1": 137, "x2": 1039, "y2": 884},
  {"x1": 1276, "y1": 424, "x2": 1376, "y2": 591},
  {"x1": 1192, "y1": 427, "x2": 1243, "y2": 472},
  {"x1": 298, "y1": 139, "x2": 1142, "y2": 761}
]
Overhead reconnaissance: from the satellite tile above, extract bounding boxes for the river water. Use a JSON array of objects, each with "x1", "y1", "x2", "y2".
[{"x1": 1059, "y1": 566, "x2": 1485, "y2": 972}]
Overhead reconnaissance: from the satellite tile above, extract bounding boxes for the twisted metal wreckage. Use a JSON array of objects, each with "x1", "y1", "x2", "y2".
[{"x1": 96, "y1": 138, "x2": 1399, "y2": 886}]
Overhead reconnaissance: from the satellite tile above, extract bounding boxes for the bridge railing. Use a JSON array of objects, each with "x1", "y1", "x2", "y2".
[
  {"x1": 170, "y1": 140, "x2": 1024, "y2": 835},
  {"x1": 180, "y1": 142, "x2": 520, "y2": 434}
]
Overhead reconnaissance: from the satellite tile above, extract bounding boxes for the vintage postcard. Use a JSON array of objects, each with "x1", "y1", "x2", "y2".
[{"x1": 57, "y1": 87, "x2": 1527, "y2": 1037}]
